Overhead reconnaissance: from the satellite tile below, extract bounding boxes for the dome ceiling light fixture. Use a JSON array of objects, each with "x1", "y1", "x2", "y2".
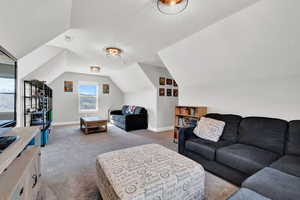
[
  {"x1": 105, "y1": 47, "x2": 123, "y2": 57},
  {"x1": 90, "y1": 66, "x2": 101, "y2": 73},
  {"x1": 157, "y1": 0, "x2": 188, "y2": 15}
]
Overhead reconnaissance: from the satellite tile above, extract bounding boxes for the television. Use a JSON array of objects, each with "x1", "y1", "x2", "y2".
[{"x1": 0, "y1": 46, "x2": 17, "y2": 128}]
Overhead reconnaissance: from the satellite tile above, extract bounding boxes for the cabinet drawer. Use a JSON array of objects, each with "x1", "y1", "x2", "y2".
[
  {"x1": 0, "y1": 147, "x2": 41, "y2": 200},
  {"x1": 27, "y1": 151, "x2": 41, "y2": 200},
  {"x1": 10, "y1": 179, "x2": 27, "y2": 200}
]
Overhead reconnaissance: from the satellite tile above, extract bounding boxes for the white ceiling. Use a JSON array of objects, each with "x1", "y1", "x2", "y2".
[
  {"x1": 47, "y1": 0, "x2": 260, "y2": 71},
  {"x1": 1, "y1": 0, "x2": 263, "y2": 93},
  {"x1": 18, "y1": 46, "x2": 65, "y2": 79},
  {"x1": 0, "y1": 0, "x2": 72, "y2": 59}
]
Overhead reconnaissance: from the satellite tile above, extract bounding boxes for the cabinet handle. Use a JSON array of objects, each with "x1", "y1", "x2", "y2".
[
  {"x1": 32, "y1": 174, "x2": 38, "y2": 188},
  {"x1": 19, "y1": 187, "x2": 24, "y2": 196}
]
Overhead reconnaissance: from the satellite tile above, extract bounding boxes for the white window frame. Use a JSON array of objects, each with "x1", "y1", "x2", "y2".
[{"x1": 78, "y1": 81, "x2": 99, "y2": 113}]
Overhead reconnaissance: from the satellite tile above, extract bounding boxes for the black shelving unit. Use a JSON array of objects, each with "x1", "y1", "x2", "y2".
[{"x1": 24, "y1": 80, "x2": 53, "y2": 146}]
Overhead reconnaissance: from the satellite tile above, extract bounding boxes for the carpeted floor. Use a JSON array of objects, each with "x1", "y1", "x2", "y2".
[{"x1": 41, "y1": 124, "x2": 238, "y2": 200}]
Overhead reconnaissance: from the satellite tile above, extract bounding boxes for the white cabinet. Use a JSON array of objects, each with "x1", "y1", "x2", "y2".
[{"x1": 0, "y1": 147, "x2": 42, "y2": 200}]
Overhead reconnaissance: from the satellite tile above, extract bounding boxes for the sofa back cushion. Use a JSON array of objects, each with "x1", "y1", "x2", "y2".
[
  {"x1": 287, "y1": 120, "x2": 300, "y2": 156},
  {"x1": 122, "y1": 105, "x2": 147, "y2": 115},
  {"x1": 205, "y1": 113, "x2": 242, "y2": 142},
  {"x1": 134, "y1": 106, "x2": 147, "y2": 115},
  {"x1": 238, "y1": 117, "x2": 288, "y2": 155},
  {"x1": 121, "y1": 105, "x2": 130, "y2": 115}
]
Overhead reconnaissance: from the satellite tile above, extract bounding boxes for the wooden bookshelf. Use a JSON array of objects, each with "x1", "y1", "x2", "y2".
[{"x1": 174, "y1": 106, "x2": 207, "y2": 143}]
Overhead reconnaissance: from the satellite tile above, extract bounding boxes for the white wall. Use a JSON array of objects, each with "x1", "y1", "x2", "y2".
[
  {"x1": 180, "y1": 76, "x2": 300, "y2": 120},
  {"x1": 124, "y1": 89, "x2": 158, "y2": 130},
  {"x1": 124, "y1": 63, "x2": 178, "y2": 131},
  {"x1": 49, "y1": 72, "x2": 123, "y2": 124},
  {"x1": 159, "y1": 0, "x2": 300, "y2": 121},
  {"x1": 140, "y1": 64, "x2": 178, "y2": 130}
]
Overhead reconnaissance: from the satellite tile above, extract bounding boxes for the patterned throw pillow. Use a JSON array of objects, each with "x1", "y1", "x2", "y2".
[
  {"x1": 193, "y1": 117, "x2": 225, "y2": 142},
  {"x1": 128, "y1": 106, "x2": 136, "y2": 114}
]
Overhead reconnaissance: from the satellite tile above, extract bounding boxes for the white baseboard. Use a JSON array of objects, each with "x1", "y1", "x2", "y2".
[
  {"x1": 52, "y1": 121, "x2": 79, "y2": 126},
  {"x1": 148, "y1": 126, "x2": 173, "y2": 132}
]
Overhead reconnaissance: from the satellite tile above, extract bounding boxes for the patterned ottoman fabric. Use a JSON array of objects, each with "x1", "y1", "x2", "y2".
[{"x1": 96, "y1": 144, "x2": 205, "y2": 200}]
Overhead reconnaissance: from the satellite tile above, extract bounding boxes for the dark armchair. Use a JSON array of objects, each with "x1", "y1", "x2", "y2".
[{"x1": 110, "y1": 105, "x2": 148, "y2": 132}]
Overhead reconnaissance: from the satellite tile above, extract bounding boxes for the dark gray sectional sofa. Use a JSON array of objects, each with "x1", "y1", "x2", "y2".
[{"x1": 178, "y1": 113, "x2": 300, "y2": 200}]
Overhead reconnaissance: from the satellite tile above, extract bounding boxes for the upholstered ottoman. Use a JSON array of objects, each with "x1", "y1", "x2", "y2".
[{"x1": 96, "y1": 144, "x2": 205, "y2": 200}]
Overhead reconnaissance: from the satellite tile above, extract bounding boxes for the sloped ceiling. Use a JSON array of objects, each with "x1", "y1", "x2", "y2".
[
  {"x1": 159, "y1": 0, "x2": 300, "y2": 87},
  {"x1": 1, "y1": 0, "x2": 263, "y2": 93},
  {"x1": 47, "y1": 0, "x2": 260, "y2": 73},
  {"x1": 0, "y1": 0, "x2": 72, "y2": 58},
  {"x1": 24, "y1": 51, "x2": 67, "y2": 84},
  {"x1": 18, "y1": 46, "x2": 65, "y2": 79},
  {"x1": 109, "y1": 63, "x2": 154, "y2": 93}
]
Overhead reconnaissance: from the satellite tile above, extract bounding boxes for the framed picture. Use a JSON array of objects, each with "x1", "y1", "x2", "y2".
[
  {"x1": 167, "y1": 89, "x2": 172, "y2": 96},
  {"x1": 64, "y1": 81, "x2": 73, "y2": 92},
  {"x1": 173, "y1": 89, "x2": 178, "y2": 97},
  {"x1": 159, "y1": 77, "x2": 165, "y2": 85},
  {"x1": 159, "y1": 88, "x2": 165, "y2": 96},
  {"x1": 173, "y1": 80, "x2": 178, "y2": 87},
  {"x1": 166, "y1": 78, "x2": 173, "y2": 85},
  {"x1": 103, "y1": 84, "x2": 110, "y2": 94}
]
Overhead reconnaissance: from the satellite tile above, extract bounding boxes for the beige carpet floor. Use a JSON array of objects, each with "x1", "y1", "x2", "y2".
[{"x1": 41, "y1": 124, "x2": 238, "y2": 200}]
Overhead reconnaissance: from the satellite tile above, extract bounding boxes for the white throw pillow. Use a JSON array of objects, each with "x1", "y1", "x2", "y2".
[{"x1": 193, "y1": 117, "x2": 225, "y2": 142}]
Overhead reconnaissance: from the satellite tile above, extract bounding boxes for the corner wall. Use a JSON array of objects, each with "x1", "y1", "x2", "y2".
[{"x1": 124, "y1": 63, "x2": 178, "y2": 131}]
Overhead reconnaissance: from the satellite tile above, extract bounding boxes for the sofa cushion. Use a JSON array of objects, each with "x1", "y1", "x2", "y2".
[
  {"x1": 217, "y1": 143, "x2": 279, "y2": 175},
  {"x1": 270, "y1": 155, "x2": 300, "y2": 177},
  {"x1": 134, "y1": 106, "x2": 147, "y2": 115},
  {"x1": 238, "y1": 117, "x2": 288, "y2": 155},
  {"x1": 111, "y1": 115, "x2": 125, "y2": 123},
  {"x1": 185, "y1": 138, "x2": 232, "y2": 161},
  {"x1": 287, "y1": 120, "x2": 300, "y2": 156},
  {"x1": 227, "y1": 188, "x2": 271, "y2": 200},
  {"x1": 242, "y1": 167, "x2": 300, "y2": 200},
  {"x1": 205, "y1": 113, "x2": 242, "y2": 142}
]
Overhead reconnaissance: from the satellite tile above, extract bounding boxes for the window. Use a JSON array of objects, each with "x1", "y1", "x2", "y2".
[
  {"x1": 78, "y1": 83, "x2": 98, "y2": 112},
  {"x1": 0, "y1": 77, "x2": 15, "y2": 113}
]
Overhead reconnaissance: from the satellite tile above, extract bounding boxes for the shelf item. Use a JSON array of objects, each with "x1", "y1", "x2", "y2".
[
  {"x1": 173, "y1": 106, "x2": 207, "y2": 143},
  {"x1": 23, "y1": 80, "x2": 53, "y2": 146}
]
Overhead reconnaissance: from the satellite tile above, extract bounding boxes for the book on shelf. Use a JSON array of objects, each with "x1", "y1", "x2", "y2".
[{"x1": 177, "y1": 117, "x2": 198, "y2": 128}]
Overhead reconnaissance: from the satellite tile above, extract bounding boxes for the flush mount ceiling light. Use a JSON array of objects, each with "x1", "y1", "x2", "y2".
[
  {"x1": 90, "y1": 66, "x2": 101, "y2": 73},
  {"x1": 105, "y1": 47, "x2": 123, "y2": 57},
  {"x1": 157, "y1": 0, "x2": 188, "y2": 15}
]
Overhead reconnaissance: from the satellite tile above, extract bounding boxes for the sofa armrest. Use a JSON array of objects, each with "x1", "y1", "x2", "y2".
[
  {"x1": 178, "y1": 126, "x2": 197, "y2": 154},
  {"x1": 110, "y1": 110, "x2": 122, "y2": 115}
]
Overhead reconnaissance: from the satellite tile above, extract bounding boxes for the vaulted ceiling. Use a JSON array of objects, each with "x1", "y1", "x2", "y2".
[
  {"x1": 159, "y1": 0, "x2": 300, "y2": 87},
  {"x1": 1, "y1": 0, "x2": 263, "y2": 92},
  {"x1": 49, "y1": 0, "x2": 259, "y2": 70}
]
